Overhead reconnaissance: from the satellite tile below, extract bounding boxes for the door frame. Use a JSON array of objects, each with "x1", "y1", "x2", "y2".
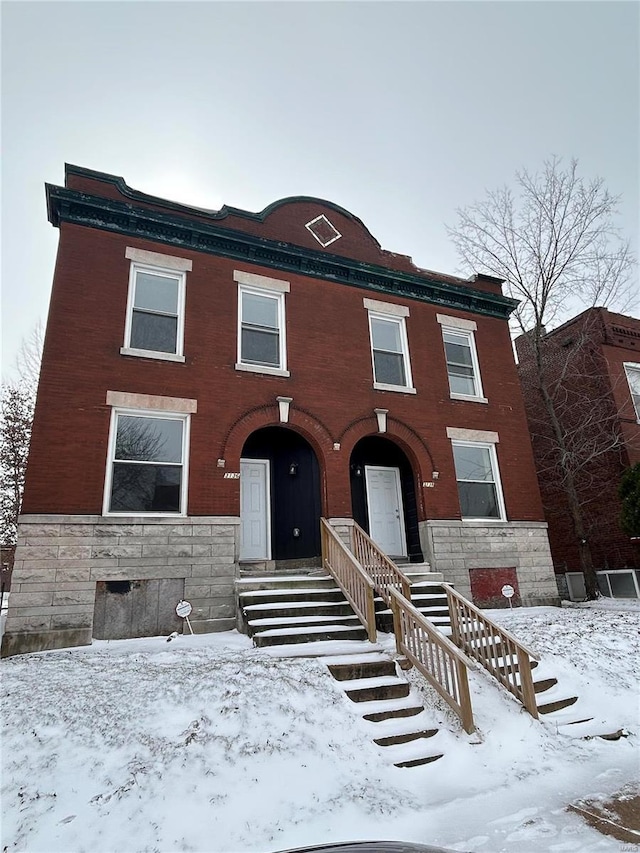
[
  {"x1": 240, "y1": 458, "x2": 271, "y2": 560},
  {"x1": 364, "y1": 464, "x2": 407, "y2": 558}
]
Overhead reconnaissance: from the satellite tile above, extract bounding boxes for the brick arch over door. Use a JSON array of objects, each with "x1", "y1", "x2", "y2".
[
  {"x1": 338, "y1": 415, "x2": 437, "y2": 521},
  {"x1": 221, "y1": 403, "x2": 334, "y2": 515}
]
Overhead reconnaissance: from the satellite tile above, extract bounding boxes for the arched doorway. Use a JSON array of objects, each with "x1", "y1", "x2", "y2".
[
  {"x1": 240, "y1": 427, "x2": 322, "y2": 565},
  {"x1": 350, "y1": 435, "x2": 423, "y2": 562}
]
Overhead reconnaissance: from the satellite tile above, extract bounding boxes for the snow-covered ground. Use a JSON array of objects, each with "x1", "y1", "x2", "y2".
[{"x1": 2, "y1": 601, "x2": 638, "y2": 853}]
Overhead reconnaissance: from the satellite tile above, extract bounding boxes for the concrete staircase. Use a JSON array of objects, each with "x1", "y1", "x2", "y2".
[
  {"x1": 237, "y1": 573, "x2": 369, "y2": 647},
  {"x1": 323, "y1": 650, "x2": 445, "y2": 767},
  {"x1": 237, "y1": 571, "x2": 447, "y2": 766},
  {"x1": 237, "y1": 569, "x2": 621, "y2": 745}
]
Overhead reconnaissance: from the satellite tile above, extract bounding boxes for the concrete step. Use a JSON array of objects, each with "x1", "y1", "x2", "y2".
[
  {"x1": 537, "y1": 694, "x2": 579, "y2": 715},
  {"x1": 342, "y1": 676, "x2": 411, "y2": 703},
  {"x1": 373, "y1": 728, "x2": 439, "y2": 747},
  {"x1": 395, "y1": 752, "x2": 444, "y2": 768},
  {"x1": 262, "y1": 640, "x2": 384, "y2": 659},
  {"x1": 239, "y1": 587, "x2": 346, "y2": 607},
  {"x1": 236, "y1": 574, "x2": 334, "y2": 593},
  {"x1": 360, "y1": 698, "x2": 424, "y2": 722},
  {"x1": 533, "y1": 677, "x2": 558, "y2": 694},
  {"x1": 377, "y1": 738, "x2": 444, "y2": 768},
  {"x1": 253, "y1": 624, "x2": 367, "y2": 647},
  {"x1": 248, "y1": 614, "x2": 361, "y2": 636},
  {"x1": 244, "y1": 601, "x2": 356, "y2": 620},
  {"x1": 328, "y1": 659, "x2": 397, "y2": 681}
]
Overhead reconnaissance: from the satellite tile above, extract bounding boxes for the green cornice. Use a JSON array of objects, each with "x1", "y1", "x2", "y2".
[{"x1": 46, "y1": 183, "x2": 518, "y2": 320}]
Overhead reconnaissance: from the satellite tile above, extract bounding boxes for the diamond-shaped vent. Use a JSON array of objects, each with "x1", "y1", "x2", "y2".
[{"x1": 305, "y1": 214, "x2": 342, "y2": 247}]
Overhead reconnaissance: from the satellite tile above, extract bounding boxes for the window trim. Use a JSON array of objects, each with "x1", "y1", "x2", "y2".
[
  {"x1": 236, "y1": 281, "x2": 289, "y2": 376},
  {"x1": 103, "y1": 407, "x2": 190, "y2": 517},
  {"x1": 624, "y1": 362, "x2": 640, "y2": 422},
  {"x1": 437, "y1": 315, "x2": 486, "y2": 403},
  {"x1": 366, "y1": 309, "x2": 415, "y2": 393},
  {"x1": 122, "y1": 259, "x2": 187, "y2": 361},
  {"x1": 449, "y1": 436, "x2": 506, "y2": 522}
]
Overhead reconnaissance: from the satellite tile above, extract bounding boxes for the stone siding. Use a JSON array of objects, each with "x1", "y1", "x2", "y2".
[
  {"x1": 419, "y1": 520, "x2": 559, "y2": 607},
  {"x1": 2, "y1": 514, "x2": 241, "y2": 656}
]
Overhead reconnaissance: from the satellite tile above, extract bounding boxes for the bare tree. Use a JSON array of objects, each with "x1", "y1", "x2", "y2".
[
  {"x1": 0, "y1": 324, "x2": 44, "y2": 544},
  {"x1": 14, "y1": 320, "x2": 44, "y2": 403},
  {"x1": 0, "y1": 386, "x2": 33, "y2": 543},
  {"x1": 449, "y1": 158, "x2": 636, "y2": 598}
]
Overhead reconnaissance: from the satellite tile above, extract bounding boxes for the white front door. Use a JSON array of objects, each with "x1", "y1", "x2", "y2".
[
  {"x1": 240, "y1": 459, "x2": 270, "y2": 560},
  {"x1": 364, "y1": 465, "x2": 407, "y2": 557}
]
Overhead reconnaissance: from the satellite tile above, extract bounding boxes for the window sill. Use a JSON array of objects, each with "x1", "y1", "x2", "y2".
[
  {"x1": 461, "y1": 516, "x2": 507, "y2": 524},
  {"x1": 235, "y1": 362, "x2": 290, "y2": 378},
  {"x1": 120, "y1": 347, "x2": 186, "y2": 363},
  {"x1": 373, "y1": 382, "x2": 417, "y2": 395},
  {"x1": 450, "y1": 393, "x2": 488, "y2": 404},
  {"x1": 102, "y1": 511, "x2": 187, "y2": 518}
]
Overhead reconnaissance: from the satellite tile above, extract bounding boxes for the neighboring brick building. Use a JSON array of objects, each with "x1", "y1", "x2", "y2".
[
  {"x1": 2, "y1": 165, "x2": 559, "y2": 656},
  {"x1": 516, "y1": 308, "x2": 640, "y2": 591}
]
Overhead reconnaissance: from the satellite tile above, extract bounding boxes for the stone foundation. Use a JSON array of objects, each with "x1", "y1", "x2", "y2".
[
  {"x1": 1, "y1": 514, "x2": 241, "y2": 656},
  {"x1": 419, "y1": 520, "x2": 560, "y2": 607}
]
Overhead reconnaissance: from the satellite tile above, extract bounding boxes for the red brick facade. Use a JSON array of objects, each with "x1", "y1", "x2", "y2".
[
  {"x1": 2, "y1": 165, "x2": 559, "y2": 656},
  {"x1": 516, "y1": 308, "x2": 640, "y2": 575}
]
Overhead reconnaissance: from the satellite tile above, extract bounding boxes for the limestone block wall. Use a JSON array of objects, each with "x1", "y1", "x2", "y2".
[
  {"x1": 327, "y1": 517, "x2": 354, "y2": 551},
  {"x1": 2, "y1": 514, "x2": 241, "y2": 657},
  {"x1": 419, "y1": 520, "x2": 559, "y2": 606}
]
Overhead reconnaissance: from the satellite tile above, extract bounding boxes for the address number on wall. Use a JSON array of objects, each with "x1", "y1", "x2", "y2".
[{"x1": 223, "y1": 472, "x2": 241, "y2": 479}]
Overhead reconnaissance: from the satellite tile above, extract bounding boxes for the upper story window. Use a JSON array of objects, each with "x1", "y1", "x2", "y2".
[
  {"x1": 446, "y1": 428, "x2": 505, "y2": 521},
  {"x1": 437, "y1": 314, "x2": 486, "y2": 402},
  {"x1": 235, "y1": 270, "x2": 290, "y2": 377},
  {"x1": 364, "y1": 298, "x2": 415, "y2": 394},
  {"x1": 624, "y1": 363, "x2": 640, "y2": 421},
  {"x1": 121, "y1": 247, "x2": 191, "y2": 363}
]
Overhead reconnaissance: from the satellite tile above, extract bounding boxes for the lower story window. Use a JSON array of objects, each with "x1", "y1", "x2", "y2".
[
  {"x1": 106, "y1": 411, "x2": 189, "y2": 514},
  {"x1": 451, "y1": 441, "x2": 505, "y2": 520}
]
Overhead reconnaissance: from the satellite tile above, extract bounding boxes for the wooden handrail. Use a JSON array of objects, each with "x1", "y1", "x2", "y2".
[
  {"x1": 390, "y1": 588, "x2": 475, "y2": 734},
  {"x1": 349, "y1": 521, "x2": 412, "y2": 605},
  {"x1": 443, "y1": 584, "x2": 539, "y2": 719},
  {"x1": 320, "y1": 519, "x2": 377, "y2": 643}
]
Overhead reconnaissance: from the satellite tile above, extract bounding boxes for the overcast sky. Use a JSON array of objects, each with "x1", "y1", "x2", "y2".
[{"x1": 2, "y1": 1, "x2": 638, "y2": 376}]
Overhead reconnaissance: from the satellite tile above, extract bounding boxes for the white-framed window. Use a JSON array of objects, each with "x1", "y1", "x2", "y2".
[
  {"x1": 624, "y1": 363, "x2": 640, "y2": 421},
  {"x1": 364, "y1": 298, "x2": 415, "y2": 393},
  {"x1": 104, "y1": 409, "x2": 190, "y2": 515},
  {"x1": 447, "y1": 429, "x2": 505, "y2": 521},
  {"x1": 235, "y1": 270, "x2": 290, "y2": 377},
  {"x1": 121, "y1": 248, "x2": 190, "y2": 362},
  {"x1": 437, "y1": 314, "x2": 486, "y2": 402}
]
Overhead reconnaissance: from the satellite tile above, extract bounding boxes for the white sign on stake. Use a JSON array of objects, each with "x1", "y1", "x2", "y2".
[
  {"x1": 176, "y1": 599, "x2": 194, "y2": 634},
  {"x1": 501, "y1": 584, "x2": 515, "y2": 609}
]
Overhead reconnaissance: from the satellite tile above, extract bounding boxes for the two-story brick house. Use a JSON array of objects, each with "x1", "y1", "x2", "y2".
[
  {"x1": 516, "y1": 308, "x2": 640, "y2": 595},
  {"x1": 2, "y1": 165, "x2": 559, "y2": 656}
]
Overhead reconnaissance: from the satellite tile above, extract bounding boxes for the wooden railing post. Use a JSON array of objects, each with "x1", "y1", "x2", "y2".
[
  {"x1": 366, "y1": 588, "x2": 377, "y2": 643},
  {"x1": 391, "y1": 594, "x2": 402, "y2": 655},
  {"x1": 455, "y1": 659, "x2": 475, "y2": 734},
  {"x1": 321, "y1": 522, "x2": 327, "y2": 573},
  {"x1": 516, "y1": 647, "x2": 539, "y2": 719},
  {"x1": 444, "y1": 585, "x2": 461, "y2": 648}
]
